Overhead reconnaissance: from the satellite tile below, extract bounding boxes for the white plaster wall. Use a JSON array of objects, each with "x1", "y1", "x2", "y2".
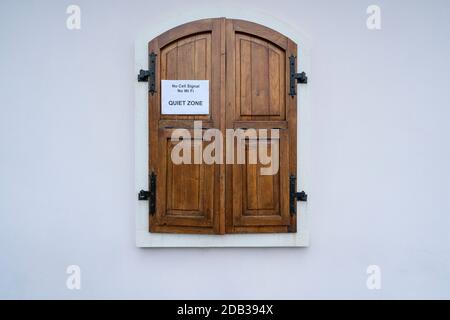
[{"x1": 1, "y1": 0, "x2": 450, "y2": 299}]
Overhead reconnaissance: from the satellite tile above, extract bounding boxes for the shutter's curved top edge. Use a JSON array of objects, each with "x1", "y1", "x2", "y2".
[
  {"x1": 148, "y1": 18, "x2": 296, "y2": 51},
  {"x1": 149, "y1": 18, "x2": 221, "y2": 50},
  {"x1": 228, "y1": 18, "x2": 294, "y2": 50}
]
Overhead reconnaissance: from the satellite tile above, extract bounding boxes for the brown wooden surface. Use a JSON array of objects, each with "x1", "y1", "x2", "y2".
[
  {"x1": 148, "y1": 18, "x2": 224, "y2": 234},
  {"x1": 147, "y1": 18, "x2": 299, "y2": 234},
  {"x1": 225, "y1": 19, "x2": 297, "y2": 233}
]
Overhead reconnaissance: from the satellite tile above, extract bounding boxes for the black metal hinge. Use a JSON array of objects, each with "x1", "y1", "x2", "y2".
[
  {"x1": 289, "y1": 55, "x2": 308, "y2": 96},
  {"x1": 138, "y1": 52, "x2": 157, "y2": 95},
  {"x1": 289, "y1": 175, "x2": 307, "y2": 215},
  {"x1": 138, "y1": 172, "x2": 156, "y2": 215}
]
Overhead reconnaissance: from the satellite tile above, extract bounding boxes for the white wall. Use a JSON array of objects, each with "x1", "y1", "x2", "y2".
[{"x1": 1, "y1": 0, "x2": 449, "y2": 299}]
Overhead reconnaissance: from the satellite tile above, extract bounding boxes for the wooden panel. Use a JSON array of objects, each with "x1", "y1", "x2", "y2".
[
  {"x1": 163, "y1": 43, "x2": 178, "y2": 80},
  {"x1": 243, "y1": 147, "x2": 280, "y2": 215},
  {"x1": 177, "y1": 38, "x2": 195, "y2": 79},
  {"x1": 154, "y1": 129, "x2": 214, "y2": 229},
  {"x1": 160, "y1": 33, "x2": 212, "y2": 121},
  {"x1": 232, "y1": 131, "x2": 290, "y2": 228},
  {"x1": 237, "y1": 38, "x2": 252, "y2": 116},
  {"x1": 148, "y1": 18, "x2": 224, "y2": 234},
  {"x1": 234, "y1": 34, "x2": 286, "y2": 121},
  {"x1": 166, "y1": 141, "x2": 201, "y2": 213},
  {"x1": 160, "y1": 34, "x2": 211, "y2": 81},
  {"x1": 225, "y1": 19, "x2": 296, "y2": 233},
  {"x1": 268, "y1": 45, "x2": 283, "y2": 116},
  {"x1": 251, "y1": 40, "x2": 269, "y2": 115},
  {"x1": 194, "y1": 37, "x2": 207, "y2": 79}
]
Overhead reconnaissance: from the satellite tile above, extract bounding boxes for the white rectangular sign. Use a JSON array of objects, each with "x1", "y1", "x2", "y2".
[{"x1": 161, "y1": 80, "x2": 209, "y2": 115}]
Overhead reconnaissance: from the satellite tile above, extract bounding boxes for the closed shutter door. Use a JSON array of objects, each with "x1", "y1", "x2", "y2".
[
  {"x1": 148, "y1": 19, "x2": 225, "y2": 234},
  {"x1": 143, "y1": 18, "x2": 300, "y2": 234},
  {"x1": 225, "y1": 19, "x2": 297, "y2": 233}
]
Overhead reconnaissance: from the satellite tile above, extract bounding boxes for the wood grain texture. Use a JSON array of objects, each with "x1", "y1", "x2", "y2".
[
  {"x1": 225, "y1": 19, "x2": 296, "y2": 233},
  {"x1": 234, "y1": 34, "x2": 286, "y2": 121},
  {"x1": 149, "y1": 19, "x2": 224, "y2": 234},
  {"x1": 147, "y1": 18, "x2": 298, "y2": 234}
]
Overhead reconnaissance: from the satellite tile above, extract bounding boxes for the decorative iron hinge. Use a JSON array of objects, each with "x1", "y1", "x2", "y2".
[
  {"x1": 289, "y1": 175, "x2": 307, "y2": 215},
  {"x1": 289, "y1": 55, "x2": 308, "y2": 96},
  {"x1": 137, "y1": 52, "x2": 157, "y2": 95},
  {"x1": 138, "y1": 172, "x2": 156, "y2": 215}
]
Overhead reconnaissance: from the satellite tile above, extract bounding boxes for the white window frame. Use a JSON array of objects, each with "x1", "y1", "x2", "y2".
[{"x1": 135, "y1": 5, "x2": 311, "y2": 247}]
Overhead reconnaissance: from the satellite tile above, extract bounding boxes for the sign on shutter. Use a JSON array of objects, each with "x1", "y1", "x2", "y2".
[{"x1": 161, "y1": 80, "x2": 209, "y2": 115}]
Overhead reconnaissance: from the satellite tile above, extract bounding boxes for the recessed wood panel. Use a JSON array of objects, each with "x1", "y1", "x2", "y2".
[
  {"x1": 155, "y1": 130, "x2": 215, "y2": 229},
  {"x1": 235, "y1": 33, "x2": 286, "y2": 120},
  {"x1": 243, "y1": 141, "x2": 280, "y2": 215},
  {"x1": 160, "y1": 33, "x2": 212, "y2": 120},
  {"x1": 161, "y1": 33, "x2": 211, "y2": 81},
  {"x1": 231, "y1": 132, "x2": 290, "y2": 229},
  {"x1": 166, "y1": 140, "x2": 201, "y2": 214}
]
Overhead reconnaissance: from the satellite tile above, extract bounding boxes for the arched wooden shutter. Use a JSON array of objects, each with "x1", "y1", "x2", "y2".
[
  {"x1": 143, "y1": 18, "x2": 300, "y2": 234},
  {"x1": 224, "y1": 19, "x2": 297, "y2": 233},
  {"x1": 148, "y1": 18, "x2": 225, "y2": 234}
]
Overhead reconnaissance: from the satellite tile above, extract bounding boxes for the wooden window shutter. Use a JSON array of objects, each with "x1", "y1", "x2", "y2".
[{"x1": 139, "y1": 18, "x2": 305, "y2": 234}]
